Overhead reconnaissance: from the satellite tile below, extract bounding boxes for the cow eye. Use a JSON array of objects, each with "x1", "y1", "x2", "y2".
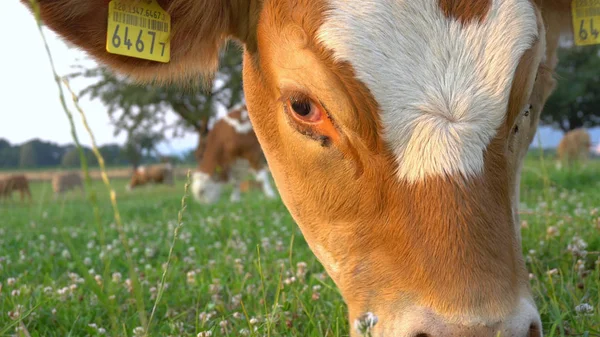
[{"x1": 285, "y1": 95, "x2": 322, "y2": 123}]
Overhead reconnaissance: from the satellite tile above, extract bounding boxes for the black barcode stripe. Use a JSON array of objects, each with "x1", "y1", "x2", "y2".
[
  {"x1": 113, "y1": 12, "x2": 169, "y2": 32},
  {"x1": 577, "y1": 7, "x2": 600, "y2": 18},
  {"x1": 113, "y1": 12, "x2": 140, "y2": 27},
  {"x1": 149, "y1": 19, "x2": 169, "y2": 32}
]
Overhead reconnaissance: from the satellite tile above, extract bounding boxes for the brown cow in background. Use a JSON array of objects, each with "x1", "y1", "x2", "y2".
[
  {"x1": 556, "y1": 128, "x2": 591, "y2": 169},
  {"x1": 0, "y1": 180, "x2": 7, "y2": 201},
  {"x1": 127, "y1": 163, "x2": 175, "y2": 190},
  {"x1": 52, "y1": 172, "x2": 84, "y2": 198},
  {"x1": 1, "y1": 175, "x2": 32, "y2": 202},
  {"x1": 191, "y1": 105, "x2": 276, "y2": 204}
]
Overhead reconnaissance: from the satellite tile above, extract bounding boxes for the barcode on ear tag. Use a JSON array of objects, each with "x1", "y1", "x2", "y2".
[
  {"x1": 571, "y1": 0, "x2": 600, "y2": 46},
  {"x1": 106, "y1": 0, "x2": 171, "y2": 63}
]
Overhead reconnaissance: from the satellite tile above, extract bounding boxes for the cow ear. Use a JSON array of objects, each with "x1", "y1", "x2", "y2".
[{"x1": 22, "y1": 0, "x2": 259, "y2": 83}]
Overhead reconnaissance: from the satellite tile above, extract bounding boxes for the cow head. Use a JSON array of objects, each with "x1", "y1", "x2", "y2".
[
  {"x1": 191, "y1": 171, "x2": 224, "y2": 204},
  {"x1": 28, "y1": 0, "x2": 573, "y2": 335},
  {"x1": 126, "y1": 166, "x2": 146, "y2": 191}
]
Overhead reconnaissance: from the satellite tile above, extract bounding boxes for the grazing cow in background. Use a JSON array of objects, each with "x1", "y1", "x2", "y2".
[
  {"x1": 556, "y1": 128, "x2": 591, "y2": 168},
  {"x1": 2, "y1": 175, "x2": 32, "y2": 202},
  {"x1": 52, "y1": 172, "x2": 84, "y2": 198},
  {"x1": 0, "y1": 180, "x2": 7, "y2": 201},
  {"x1": 27, "y1": 0, "x2": 576, "y2": 335},
  {"x1": 127, "y1": 163, "x2": 175, "y2": 190},
  {"x1": 191, "y1": 105, "x2": 276, "y2": 204}
]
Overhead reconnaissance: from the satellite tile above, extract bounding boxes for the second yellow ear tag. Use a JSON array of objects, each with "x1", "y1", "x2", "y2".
[
  {"x1": 106, "y1": 0, "x2": 171, "y2": 63},
  {"x1": 571, "y1": 0, "x2": 600, "y2": 46}
]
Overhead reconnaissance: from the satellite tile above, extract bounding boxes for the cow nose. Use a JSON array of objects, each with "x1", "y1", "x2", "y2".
[
  {"x1": 368, "y1": 300, "x2": 543, "y2": 337},
  {"x1": 405, "y1": 322, "x2": 542, "y2": 337},
  {"x1": 397, "y1": 308, "x2": 542, "y2": 337}
]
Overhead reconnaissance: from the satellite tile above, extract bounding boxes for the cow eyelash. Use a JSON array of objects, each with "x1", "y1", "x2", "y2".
[{"x1": 279, "y1": 91, "x2": 333, "y2": 146}]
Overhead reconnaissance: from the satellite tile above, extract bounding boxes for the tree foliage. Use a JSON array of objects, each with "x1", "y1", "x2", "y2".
[
  {"x1": 0, "y1": 138, "x2": 152, "y2": 169},
  {"x1": 69, "y1": 42, "x2": 245, "y2": 163},
  {"x1": 19, "y1": 142, "x2": 38, "y2": 168},
  {"x1": 61, "y1": 147, "x2": 98, "y2": 167},
  {"x1": 542, "y1": 44, "x2": 600, "y2": 132}
]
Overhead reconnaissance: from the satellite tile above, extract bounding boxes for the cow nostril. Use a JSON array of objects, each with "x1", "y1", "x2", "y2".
[
  {"x1": 414, "y1": 333, "x2": 430, "y2": 337},
  {"x1": 528, "y1": 322, "x2": 541, "y2": 337}
]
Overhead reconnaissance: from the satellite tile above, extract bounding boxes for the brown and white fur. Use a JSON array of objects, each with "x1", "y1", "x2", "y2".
[
  {"x1": 52, "y1": 172, "x2": 84, "y2": 198},
  {"x1": 25, "y1": 0, "x2": 576, "y2": 335},
  {"x1": 191, "y1": 105, "x2": 276, "y2": 204},
  {"x1": 556, "y1": 128, "x2": 591, "y2": 168},
  {"x1": 127, "y1": 163, "x2": 175, "y2": 190}
]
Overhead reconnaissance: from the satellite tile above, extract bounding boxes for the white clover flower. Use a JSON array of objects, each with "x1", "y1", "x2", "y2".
[
  {"x1": 186, "y1": 270, "x2": 197, "y2": 285},
  {"x1": 575, "y1": 303, "x2": 594, "y2": 315},
  {"x1": 354, "y1": 312, "x2": 378, "y2": 336},
  {"x1": 567, "y1": 236, "x2": 588, "y2": 257},
  {"x1": 132, "y1": 326, "x2": 145, "y2": 336},
  {"x1": 546, "y1": 226, "x2": 558, "y2": 237},
  {"x1": 112, "y1": 272, "x2": 122, "y2": 283}
]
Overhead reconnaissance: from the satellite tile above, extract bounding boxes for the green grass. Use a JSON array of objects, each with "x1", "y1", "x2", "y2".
[{"x1": 0, "y1": 156, "x2": 599, "y2": 337}]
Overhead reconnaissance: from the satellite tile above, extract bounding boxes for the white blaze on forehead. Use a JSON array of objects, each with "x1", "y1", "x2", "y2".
[{"x1": 317, "y1": 0, "x2": 538, "y2": 182}]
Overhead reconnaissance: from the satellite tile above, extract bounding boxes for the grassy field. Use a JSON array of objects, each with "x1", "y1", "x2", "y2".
[{"x1": 0, "y1": 155, "x2": 599, "y2": 337}]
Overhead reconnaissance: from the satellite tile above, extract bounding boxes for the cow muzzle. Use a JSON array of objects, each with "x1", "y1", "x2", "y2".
[
  {"x1": 351, "y1": 298, "x2": 542, "y2": 337},
  {"x1": 191, "y1": 172, "x2": 223, "y2": 204}
]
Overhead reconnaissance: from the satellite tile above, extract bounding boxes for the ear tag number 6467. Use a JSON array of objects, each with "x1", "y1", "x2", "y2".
[
  {"x1": 106, "y1": 0, "x2": 171, "y2": 63},
  {"x1": 572, "y1": 0, "x2": 600, "y2": 46}
]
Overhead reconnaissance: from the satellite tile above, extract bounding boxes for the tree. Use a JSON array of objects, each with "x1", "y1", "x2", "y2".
[
  {"x1": 122, "y1": 130, "x2": 165, "y2": 168},
  {"x1": 0, "y1": 139, "x2": 19, "y2": 168},
  {"x1": 19, "y1": 142, "x2": 37, "y2": 168},
  {"x1": 70, "y1": 42, "x2": 245, "y2": 164},
  {"x1": 98, "y1": 144, "x2": 127, "y2": 166},
  {"x1": 542, "y1": 44, "x2": 600, "y2": 132},
  {"x1": 61, "y1": 146, "x2": 98, "y2": 167}
]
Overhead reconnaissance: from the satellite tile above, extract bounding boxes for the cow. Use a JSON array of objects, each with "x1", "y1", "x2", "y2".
[
  {"x1": 556, "y1": 128, "x2": 591, "y2": 169},
  {"x1": 26, "y1": 0, "x2": 575, "y2": 335},
  {"x1": 1, "y1": 174, "x2": 32, "y2": 202},
  {"x1": 52, "y1": 172, "x2": 84, "y2": 198},
  {"x1": 0, "y1": 180, "x2": 7, "y2": 201},
  {"x1": 127, "y1": 163, "x2": 175, "y2": 190},
  {"x1": 191, "y1": 105, "x2": 276, "y2": 204}
]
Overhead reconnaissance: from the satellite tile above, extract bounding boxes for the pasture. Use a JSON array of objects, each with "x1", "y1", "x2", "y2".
[{"x1": 0, "y1": 155, "x2": 599, "y2": 337}]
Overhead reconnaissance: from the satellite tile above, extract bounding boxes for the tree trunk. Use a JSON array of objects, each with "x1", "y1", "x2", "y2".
[{"x1": 568, "y1": 115, "x2": 583, "y2": 131}]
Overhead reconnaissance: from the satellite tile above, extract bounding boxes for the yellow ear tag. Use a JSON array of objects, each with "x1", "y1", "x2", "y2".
[
  {"x1": 106, "y1": 0, "x2": 171, "y2": 63},
  {"x1": 571, "y1": 0, "x2": 600, "y2": 46}
]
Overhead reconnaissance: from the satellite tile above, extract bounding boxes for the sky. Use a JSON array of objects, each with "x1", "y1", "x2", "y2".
[
  {"x1": 1, "y1": 1, "x2": 599, "y2": 155},
  {"x1": 0, "y1": 1, "x2": 202, "y2": 155}
]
